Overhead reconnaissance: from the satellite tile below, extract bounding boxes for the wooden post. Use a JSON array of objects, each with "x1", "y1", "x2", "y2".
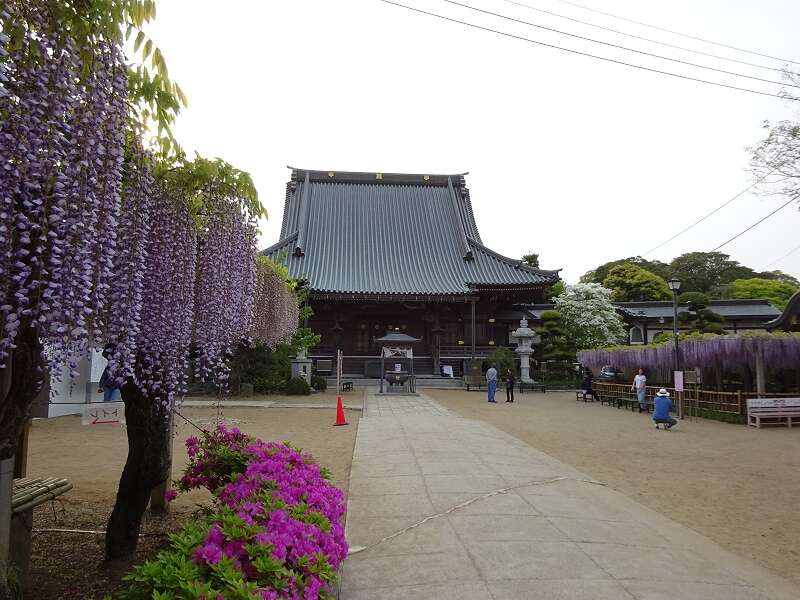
[
  {"x1": 755, "y1": 346, "x2": 766, "y2": 398},
  {"x1": 0, "y1": 457, "x2": 13, "y2": 565},
  {"x1": 470, "y1": 299, "x2": 476, "y2": 361},
  {"x1": 737, "y1": 390, "x2": 744, "y2": 417}
]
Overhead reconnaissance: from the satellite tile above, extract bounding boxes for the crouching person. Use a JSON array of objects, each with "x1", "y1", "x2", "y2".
[{"x1": 653, "y1": 388, "x2": 677, "y2": 429}]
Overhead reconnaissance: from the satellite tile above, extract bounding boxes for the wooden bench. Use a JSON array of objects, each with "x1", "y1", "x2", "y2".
[
  {"x1": 747, "y1": 398, "x2": 800, "y2": 428},
  {"x1": 519, "y1": 382, "x2": 546, "y2": 394},
  {"x1": 575, "y1": 390, "x2": 599, "y2": 402},
  {"x1": 464, "y1": 375, "x2": 486, "y2": 391},
  {"x1": 13, "y1": 477, "x2": 72, "y2": 515}
]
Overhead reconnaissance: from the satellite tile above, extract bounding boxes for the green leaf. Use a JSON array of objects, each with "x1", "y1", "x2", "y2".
[
  {"x1": 133, "y1": 31, "x2": 146, "y2": 52},
  {"x1": 142, "y1": 38, "x2": 153, "y2": 60}
]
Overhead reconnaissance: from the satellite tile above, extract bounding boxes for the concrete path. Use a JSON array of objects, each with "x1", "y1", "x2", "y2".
[{"x1": 340, "y1": 390, "x2": 799, "y2": 600}]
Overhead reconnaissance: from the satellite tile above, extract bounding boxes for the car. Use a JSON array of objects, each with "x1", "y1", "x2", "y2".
[{"x1": 597, "y1": 366, "x2": 624, "y2": 382}]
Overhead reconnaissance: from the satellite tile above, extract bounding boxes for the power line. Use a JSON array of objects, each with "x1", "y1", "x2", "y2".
[
  {"x1": 377, "y1": 0, "x2": 791, "y2": 99},
  {"x1": 710, "y1": 195, "x2": 798, "y2": 252},
  {"x1": 548, "y1": 0, "x2": 800, "y2": 66},
  {"x1": 499, "y1": 0, "x2": 798, "y2": 76},
  {"x1": 442, "y1": 0, "x2": 797, "y2": 90},
  {"x1": 642, "y1": 170, "x2": 776, "y2": 256},
  {"x1": 762, "y1": 242, "x2": 800, "y2": 270}
]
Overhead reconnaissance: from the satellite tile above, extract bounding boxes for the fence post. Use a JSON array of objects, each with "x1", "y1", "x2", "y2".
[{"x1": 737, "y1": 390, "x2": 744, "y2": 416}]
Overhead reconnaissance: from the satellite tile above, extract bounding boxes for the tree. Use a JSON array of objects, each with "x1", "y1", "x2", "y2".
[
  {"x1": 668, "y1": 252, "x2": 757, "y2": 294},
  {"x1": 555, "y1": 284, "x2": 626, "y2": 349},
  {"x1": 581, "y1": 256, "x2": 671, "y2": 284},
  {"x1": 535, "y1": 310, "x2": 575, "y2": 361},
  {"x1": 724, "y1": 278, "x2": 798, "y2": 310},
  {"x1": 759, "y1": 270, "x2": 800, "y2": 287},
  {"x1": 543, "y1": 280, "x2": 565, "y2": 302},
  {"x1": 749, "y1": 70, "x2": 800, "y2": 207},
  {"x1": 521, "y1": 253, "x2": 540, "y2": 268},
  {"x1": 676, "y1": 292, "x2": 725, "y2": 334},
  {"x1": 602, "y1": 263, "x2": 671, "y2": 302}
]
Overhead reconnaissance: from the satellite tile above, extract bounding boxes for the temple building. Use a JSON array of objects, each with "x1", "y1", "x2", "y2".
[{"x1": 262, "y1": 169, "x2": 560, "y2": 377}]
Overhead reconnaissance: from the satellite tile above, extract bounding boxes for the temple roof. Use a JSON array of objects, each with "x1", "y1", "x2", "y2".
[{"x1": 262, "y1": 168, "x2": 559, "y2": 296}]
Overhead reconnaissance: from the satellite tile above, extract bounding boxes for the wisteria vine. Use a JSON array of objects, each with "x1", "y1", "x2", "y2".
[
  {"x1": 252, "y1": 257, "x2": 300, "y2": 349},
  {"x1": 577, "y1": 331, "x2": 800, "y2": 371},
  {"x1": 0, "y1": 2, "x2": 126, "y2": 381},
  {"x1": 193, "y1": 194, "x2": 259, "y2": 393}
]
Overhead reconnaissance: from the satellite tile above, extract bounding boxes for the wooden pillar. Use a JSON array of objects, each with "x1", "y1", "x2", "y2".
[
  {"x1": 755, "y1": 346, "x2": 766, "y2": 398},
  {"x1": 470, "y1": 299, "x2": 476, "y2": 361}
]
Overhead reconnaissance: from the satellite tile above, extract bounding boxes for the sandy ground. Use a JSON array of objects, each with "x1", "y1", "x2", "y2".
[
  {"x1": 21, "y1": 388, "x2": 363, "y2": 599},
  {"x1": 427, "y1": 388, "x2": 800, "y2": 589}
]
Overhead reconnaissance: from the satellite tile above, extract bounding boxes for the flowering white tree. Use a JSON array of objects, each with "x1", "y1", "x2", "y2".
[{"x1": 555, "y1": 283, "x2": 626, "y2": 350}]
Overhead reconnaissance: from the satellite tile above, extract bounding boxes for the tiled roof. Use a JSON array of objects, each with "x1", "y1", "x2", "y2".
[
  {"x1": 523, "y1": 300, "x2": 781, "y2": 321},
  {"x1": 262, "y1": 169, "x2": 559, "y2": 296}
]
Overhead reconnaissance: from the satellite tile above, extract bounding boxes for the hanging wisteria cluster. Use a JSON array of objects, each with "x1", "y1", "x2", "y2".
[
  {"x1": 578, "y1": 331, "x2": 800, "y2": 370},
  {"x1": 251, "y1": 257, "x2": 300, "y2": 349},
  {"x1": 134, "y1": 185, "x2": 197, "y2": 405},
  {"x1": 102, "y1": 139, "x2": 154, "y2": 385},
  {"x1": 193, "y1": 194, "x2": 259, "y2": 392},
  {"x1": 0, "y1": 1, "x2": 126, "y2": 379}
]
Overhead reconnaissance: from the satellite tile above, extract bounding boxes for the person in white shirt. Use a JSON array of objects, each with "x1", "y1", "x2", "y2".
[
  {"x1": 485, "y1": 364, "x2": 498, "y2": 403},
  {"x1": 631, "y1": 368, "x2": 647, "y2": 411}
]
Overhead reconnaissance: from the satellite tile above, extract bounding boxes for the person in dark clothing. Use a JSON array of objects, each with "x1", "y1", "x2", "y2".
[
  {"x1": 505, "y1": 369, "x2": 515, "y2": 403},
  {"x1": 580, "y1": 372, "x2": 600, "y2": 401},
  {"x1": 98, "y1": 344, "x2": 121, "y2": 401}
]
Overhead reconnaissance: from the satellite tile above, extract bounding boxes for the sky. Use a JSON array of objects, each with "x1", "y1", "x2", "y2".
[{"x1": 139, "y1": 0, "x2": 800, "y2": 283}]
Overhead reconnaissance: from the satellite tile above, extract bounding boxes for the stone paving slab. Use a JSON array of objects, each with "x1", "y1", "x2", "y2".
[{"x1": 340, "y1": 390, "x2": 800, "y2": 600}]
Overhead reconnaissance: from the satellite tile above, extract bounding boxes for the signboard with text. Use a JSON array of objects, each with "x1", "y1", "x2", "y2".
[{"x1": 82, "y1": 402, "x2": 125, "y2": 425}]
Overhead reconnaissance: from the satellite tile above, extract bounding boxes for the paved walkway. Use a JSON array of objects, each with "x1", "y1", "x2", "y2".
[{"x1": 340, "y1": 390, "x2": 799, "y2": 599}]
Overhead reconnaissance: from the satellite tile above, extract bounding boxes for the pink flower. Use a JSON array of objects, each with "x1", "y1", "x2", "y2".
[
  {"x1": 193, "y1": 543, "x2": 223, "y2": 565},
  {"x1": 164, "y1": 488, "x2": 178, "y2": 503}
]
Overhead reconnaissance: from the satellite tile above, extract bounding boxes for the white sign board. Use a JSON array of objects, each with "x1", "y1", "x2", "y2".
[
  {"x1": 673, "y1": 371, "x2": 684, "y2": 392},
  {"x1": 747, "y1": 398, "x2": 800, "y2": 409},
  {"x1": 82, "y1": 402, "x2": 125, "y2": 425}
]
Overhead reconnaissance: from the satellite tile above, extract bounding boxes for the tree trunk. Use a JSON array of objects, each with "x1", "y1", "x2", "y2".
[
  {"x1": 0, "y1": 320, "x2": 43, "y2": 462},
  {"x1": 105, "y1": 381, "x2": 170, "y2": 560}
]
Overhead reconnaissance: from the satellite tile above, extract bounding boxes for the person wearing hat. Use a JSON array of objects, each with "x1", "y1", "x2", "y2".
[{"x1": 653, "y1": 388, "x2": 677, "y2": 429}]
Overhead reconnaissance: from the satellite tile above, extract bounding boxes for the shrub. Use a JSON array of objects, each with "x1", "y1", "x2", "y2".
[
  {"x1": 116, "y1": 426, "x2": 347, "y2": 599},
  {"x1": 285, "y1": 377, "x2": 311, "y2": 395},
  {"x1": 311, "y1": 375, "x2": 327, "y2": 391},
  {"x1": 482, "y1": 347, "x2": 516, "y2": 376}
]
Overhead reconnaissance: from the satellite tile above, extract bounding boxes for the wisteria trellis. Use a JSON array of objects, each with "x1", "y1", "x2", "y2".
[{"x1": 578, "y1": 331, "x2": 800, "y2": 371}]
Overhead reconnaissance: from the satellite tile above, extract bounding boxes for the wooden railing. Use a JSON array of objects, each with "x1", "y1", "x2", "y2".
[{"x1": 592, "y1": 382, "x2": 796, "y2": 416}]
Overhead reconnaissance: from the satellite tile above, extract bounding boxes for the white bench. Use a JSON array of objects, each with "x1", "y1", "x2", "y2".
[{"x1": 747, "y1": 398, "x2": 800, "y2": 428}]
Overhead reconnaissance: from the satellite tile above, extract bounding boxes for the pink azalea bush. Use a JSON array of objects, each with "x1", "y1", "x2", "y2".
[{"x1": 117, "y1": 426, "x2": 348, "y2": 599}]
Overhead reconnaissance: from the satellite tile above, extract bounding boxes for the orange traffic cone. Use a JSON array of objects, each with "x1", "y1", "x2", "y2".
[{"x1": 334, "y1": 395, "x2": 348, "y2": 426}]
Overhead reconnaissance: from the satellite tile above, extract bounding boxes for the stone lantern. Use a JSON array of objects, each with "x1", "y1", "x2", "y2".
[{"x1": 511, "y1": 317, "x2": 536, "y2": 383}]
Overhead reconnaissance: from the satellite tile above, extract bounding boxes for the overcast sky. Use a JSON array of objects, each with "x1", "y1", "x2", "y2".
[{"x1": 141, "y1": 0, "x2": 800, "y2": 283}]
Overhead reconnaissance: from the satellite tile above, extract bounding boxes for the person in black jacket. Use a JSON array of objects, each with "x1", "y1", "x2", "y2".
[
  {"x1": 505, "y1": 369, "x2": 516, "y2": 403},
  {"x1": 580, "y1": 371, "x2": 600, "y2": 401}
]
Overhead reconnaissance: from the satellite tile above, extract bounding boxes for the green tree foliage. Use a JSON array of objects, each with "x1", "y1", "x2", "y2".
[
  {"x1": 668, "y1": 252, "x2": 757, "y2": 294},
  {"x1": 543, "y1": 280, "x2": 565, "y2": 302},
  {"x1": 759, "y1": 270, "x2": 800, "y2": 287},
  {"x1": 521, "y1": 253, "x2": 540, "y2": 268},
  {"x1": 677, "y1": 292, "x2": 725, "y2": 334},
  {"x1": 602, "y1": 263, "x2": 671, "y2": 302},
  {"x1": 484, "y1": 347, "x2": 517, "y2": 375},
  {"x1": 724, "y1": 278, "x2": 799, "y2": 310},
  {"x1": 581, "y1": 256, "x2": 670, "y2": 284},
  {"x1": 555, "y1": 284, "x2": 627, "y2": 349},
  {"x1": 535, "y1": 310, "x2": 575, "y2": 361}
]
